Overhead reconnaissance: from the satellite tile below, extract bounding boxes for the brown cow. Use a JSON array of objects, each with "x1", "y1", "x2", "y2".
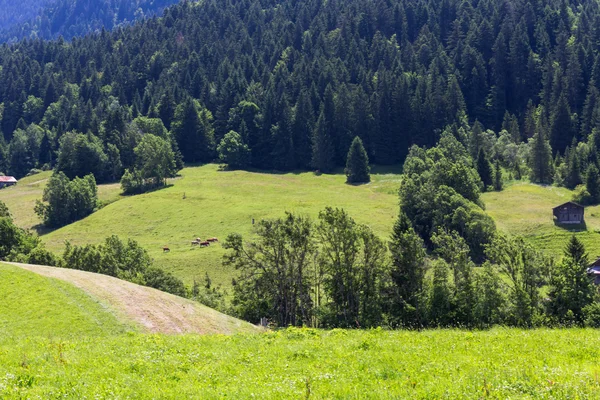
[
  {"x1": 200, "y1": 241, "x2": 210, "y2": 247},
  {"x1": 207, "y1": 237, "x2": 219, "y2": 243},
  {"x1": 163, "y1": 246, "x2": 170, "y2": 253}
]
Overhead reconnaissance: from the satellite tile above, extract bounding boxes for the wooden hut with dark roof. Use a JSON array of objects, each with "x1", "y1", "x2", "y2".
[{"x1": 552, "y1": 201, "x2": 584, "y2": 224}]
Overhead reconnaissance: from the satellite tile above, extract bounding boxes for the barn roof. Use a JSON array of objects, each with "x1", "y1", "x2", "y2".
[
  {"x1": 552, "y1": 201, "x2": 583, "y2": 211},
  {"x1": 0, "y1": 176, "x2": 17, "y2": 183}
]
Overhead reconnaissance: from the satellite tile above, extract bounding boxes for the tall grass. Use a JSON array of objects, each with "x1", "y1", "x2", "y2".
[{"x1": 1, "y1": 328, "x2": 599, "y2": 398}]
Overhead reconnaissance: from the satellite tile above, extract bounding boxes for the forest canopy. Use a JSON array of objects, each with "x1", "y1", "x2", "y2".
[{"x1": 0, "y1": 0, "x2": 598, "y2": 183}]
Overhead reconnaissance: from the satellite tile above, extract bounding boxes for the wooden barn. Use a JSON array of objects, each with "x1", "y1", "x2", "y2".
[
  {"x1": 0, "y1": 176, "x2": 17, "y2": 189},
  {"x1": 552, "y1": 202, "x2": 584, "y2": 224}
]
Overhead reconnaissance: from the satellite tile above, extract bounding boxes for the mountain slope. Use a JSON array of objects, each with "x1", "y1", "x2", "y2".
[
  {"x1": 3, "y1": 262, "x2": 261, "y2": 335},
  {"x1": 0, "y1": 0, "x2": 54, "y2": 33},
  {"x1": 0, "y1": 0, "x2": 181, "y2": 42}
]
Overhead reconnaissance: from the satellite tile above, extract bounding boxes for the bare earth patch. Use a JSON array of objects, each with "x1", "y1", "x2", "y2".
[{"x1": 7, "y1": 263, "x2": 260, "y2": 335}]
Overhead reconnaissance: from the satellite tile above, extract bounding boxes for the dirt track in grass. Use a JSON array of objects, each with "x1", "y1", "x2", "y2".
[{"x1": 7, "y1": 262, "x2": 260, "y2": 335}]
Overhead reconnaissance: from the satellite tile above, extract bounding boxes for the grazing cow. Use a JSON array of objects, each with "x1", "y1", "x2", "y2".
[
  {"x1": 191, "y1": 240, "x2": 200, "y2": 246},
  {"x1": 200, "y1": 241, "x2": 210, "y2": 247},
  {"x1": 207, "y1": 237, "x2": 219, "y2": 243},
  {"x1": 163, "y1": 247, "x2": 170, "y2": 253}
]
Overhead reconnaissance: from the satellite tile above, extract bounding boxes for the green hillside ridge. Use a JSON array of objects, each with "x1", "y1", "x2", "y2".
[
  {"x1": 38, "y1": 164, "x2": 401, "y2": 286},
  {"x1": 0, "y1": 263, "x2": 128, "y2": 338},
  {"x1": 1, "y1": 262, "x2": 260, "y2": 336}
]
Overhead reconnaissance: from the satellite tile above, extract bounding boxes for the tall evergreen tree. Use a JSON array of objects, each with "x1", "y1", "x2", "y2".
[
  {"x1": 494, "y1": 159, "x2": 503, "y2": 191},
  {"x1": 311, "y1": 107, "x2": 335, "y2": 173},
  {"x1": 548, "y1": 236, "x2": 597, "y2": 324},
  {"x1": 389, "y1": 210, "x2": 426, "y2": 327},
  {"x1": 586, "y1": 164, "x2": 600, "y2": 203},
  {"x1": 529, "y1": 131, "x2": 553, "y2": 184},
  {"x1": 345, "y1": 136, "x2": 370, "y2": 184},
  {"x1": 477, "y1": 148, "x2": 493, "y2": 190}
]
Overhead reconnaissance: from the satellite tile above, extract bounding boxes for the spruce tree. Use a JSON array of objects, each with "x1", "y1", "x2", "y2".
[
  {"x1": 548, "y1": 236, "x2": 597, "y2": 324},
  {"x1": 586, "y1": 164, "x2": 600, "y2": 203},
  {"x1": 529, "y1": 131, "x2": 553, "y2": 184},
  {"x1": 389, "y1": 210, "x2": 427, "y2": 327},
  {"x1": 311, "y1": 107, "x2": 335, "y2": 173},
  {"x1": 345, "y1": 136, "x2": 370, "y2": 184},
  {"x1": 494, "y1": 159, "x2": 503, "y2": 191},
  {"x1": 477, "y1": 148, "x2": 493, "y2": 190},
  {"x1": 564, "y1": 146, "x2": 582, "y2": 189}
]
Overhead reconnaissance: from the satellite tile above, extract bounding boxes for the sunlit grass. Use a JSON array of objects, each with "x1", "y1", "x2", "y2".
[
  {"x1": 0, "y1": 327, "x2": 599, "y2": 398},
  {"x1": 0, "y1": 263, "x2": 129, "y2": 338},
  {"x1": 39, "y1": 165, "x2": 401, "y2": 287},
  {"x1": 483, "y1": 181, "x2": 600, "y2": 258}
]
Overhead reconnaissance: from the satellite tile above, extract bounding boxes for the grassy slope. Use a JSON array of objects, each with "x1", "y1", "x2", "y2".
[
  {"x1": 1, "y1": 328, "x2": 599, "y2": 398},
  {"x1": 5, "y1": 167, "x2": 596, "y2": 282},
  {"x1": 40, "y1": 165, "x2": 401, "y2": 286},
  {"x1": 8, "y1": 262, "x2": 260, "y2": 335},
  {"x1": 0, "y1": 263, "x2": 128, "y2": 338},
  {"x1": 483, "y1": 181, "x2": 600, "y2": 258},
  {"x1": 0, "y1": 171, "x2": 122, "y2": 233}
]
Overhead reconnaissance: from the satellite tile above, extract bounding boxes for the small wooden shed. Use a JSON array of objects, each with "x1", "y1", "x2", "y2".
[
  {"x1": 552, "y1": 201, "x2": 584, "y2": 224},
  {"x1": 0, "y1": 176, "x2": 17, "y2": 189}
]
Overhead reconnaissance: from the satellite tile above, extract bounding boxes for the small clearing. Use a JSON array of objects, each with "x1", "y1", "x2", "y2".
[{"x1": 7, "y1": 263, "x2": 260, "y2": 335}]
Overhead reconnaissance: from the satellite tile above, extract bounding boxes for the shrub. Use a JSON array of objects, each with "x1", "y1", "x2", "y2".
[{"x1": 583, "y1": 303, "x2": 600, "y2": 328}]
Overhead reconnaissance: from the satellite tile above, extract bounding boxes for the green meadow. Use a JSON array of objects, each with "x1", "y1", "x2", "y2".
[
  {"x1": 1, "y1": 326, "x2": 599, "y2": 398},
  {"x1": 38, "y1": 165, "x2": 401, "y2": 287},
  {"x1": 483, "y1": 182, "x2": 600, "y2": 258},
  {"x1": 3, "y1": 166, "x2": 600, "y2": 286}
]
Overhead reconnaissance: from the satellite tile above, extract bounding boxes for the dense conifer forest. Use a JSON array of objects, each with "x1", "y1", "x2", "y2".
[
  {"x1": 1, "y1": 0, "x2": 599, "y2": 181},
  {"x1": 0, "y1": 0, "x2": 181, "y2": 42}
]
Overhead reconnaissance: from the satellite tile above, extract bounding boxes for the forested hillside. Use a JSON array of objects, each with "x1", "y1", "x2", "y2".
[
  {"x1": 0, "y1": 0, "x2": 599, "y2": 182},
  {"x1": 0, "y1": 0, "x2": 54, "y2": 33},
  {"x1": 0, "y1": 0, "x2": 180, "y2": 42}
]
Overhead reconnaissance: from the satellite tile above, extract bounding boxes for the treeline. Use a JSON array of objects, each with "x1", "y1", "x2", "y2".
[
  {"x1": 227, "y1": 207, "x2": 600, "y2": 329},
  {"x1": 0, "y1": 0, "x2": 181, "y2": 42},
  {"x1": 225, "y1": 134, "x2": 600, "y2": 329},
  {"x1": 0, "y1": 0, "x2": 600, "y2": 180}
]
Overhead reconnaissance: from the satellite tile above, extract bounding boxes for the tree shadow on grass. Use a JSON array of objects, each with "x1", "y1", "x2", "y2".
[
  {"x1": 217, "y1": 164, "x2": 329, "y2": 176},
  {"x1": 32, "y1": 223, "x2": 55, "y2": 237}
]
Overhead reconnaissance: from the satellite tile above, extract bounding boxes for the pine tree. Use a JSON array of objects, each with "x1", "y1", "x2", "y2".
[
  {"x1": 550, "y1": 93, "x2": 574, "y2": 153},
  {"x1": 389, "y1": 210, "x2": 427, "y2": 327},
  {"x1": 564, "y1": 146, "x2": 582, "y2": 189},
  {"x1": 586, "y1": 164, "x2": 600, "y2": 203},
  {"x1": 494, "y1": 159, "x2": 503, "y2": 191},
  {"x1": 548, "y1": 236, "x2": 597, "y2": 324},
  {"x1": 529, "y1": 131, "x2": 553, "y2": 184},
  {"x1": 476, "y1": 148, "x2": 493, "y2": 190},
  {"x1": 311, "y1": 106, "x2": 335, "y2": 173},
  {"x1": 345, "y1": 136, "x2": 370, "y2": 184}
]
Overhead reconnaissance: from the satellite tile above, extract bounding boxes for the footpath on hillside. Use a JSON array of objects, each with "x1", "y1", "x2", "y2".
[{"x1": 7, "y1": 263, "x2": 259, "y2": 335}]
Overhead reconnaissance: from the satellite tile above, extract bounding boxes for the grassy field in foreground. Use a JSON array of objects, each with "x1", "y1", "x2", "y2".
[
  {"x1": 0, "y1": 263, "x2": 129, "y2": 338},
  {"x1": 483, "y1": 182, "x2": 600, "y2": 258},
  {"x1": 38, "y1": 165, "x2": 401, "y2": 287},
  {"x1": 1, "y1": 328, "x2": 599, "y2": 398}
]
